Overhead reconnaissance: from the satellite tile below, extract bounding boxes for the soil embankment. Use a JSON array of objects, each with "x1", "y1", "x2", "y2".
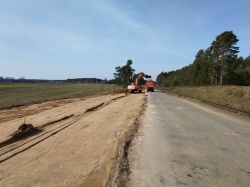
[{"x1": 0, "y1": 93, "x2": 145, "y2": 186}]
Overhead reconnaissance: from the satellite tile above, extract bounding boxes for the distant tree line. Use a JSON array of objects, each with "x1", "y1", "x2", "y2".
[
  {"x1": 157, "y1": 31, "x2": 250, "y2": 87},
  {"x1": 67, "y1": 78, "x2": 106, "y2": 84},
  {"x1": 0, "y1": 76, "x2": 109, "y2": 84}
]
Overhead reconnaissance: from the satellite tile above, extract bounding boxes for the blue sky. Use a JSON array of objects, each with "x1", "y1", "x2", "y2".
[{"x1": 0, "y1": 0, "x2": 249, "y2": 80}]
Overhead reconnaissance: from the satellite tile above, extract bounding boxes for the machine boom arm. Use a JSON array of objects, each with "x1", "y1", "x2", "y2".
[{"x1": 135, "y1": 72, "x2": 151, "y2": 86}]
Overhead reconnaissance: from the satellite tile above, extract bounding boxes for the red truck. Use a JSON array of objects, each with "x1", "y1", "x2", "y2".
[{"x1": 146, "y1": 80, "x2": 155, "y2": 92}]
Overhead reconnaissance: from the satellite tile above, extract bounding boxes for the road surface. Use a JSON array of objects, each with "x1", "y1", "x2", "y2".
[{"x1": 128, "y1": 91, "x2": 250, "y2": 187}]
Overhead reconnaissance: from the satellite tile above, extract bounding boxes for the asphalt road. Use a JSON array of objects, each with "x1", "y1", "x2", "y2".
[{"x1": 127, "y1": 91, "x2": 250, "y2": 187}]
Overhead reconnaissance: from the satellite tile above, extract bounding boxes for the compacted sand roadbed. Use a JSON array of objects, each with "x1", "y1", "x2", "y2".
[{"x1": 0, "y1": 93, "x2": 145, "y2": 187}]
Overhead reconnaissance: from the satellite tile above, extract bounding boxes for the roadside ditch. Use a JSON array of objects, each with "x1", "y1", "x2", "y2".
[{"x1": 106, "y1": 96, "x2": 147, "y2": 187}]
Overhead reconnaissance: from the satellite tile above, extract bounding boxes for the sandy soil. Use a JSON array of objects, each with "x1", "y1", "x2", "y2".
[{"x1": 0, "y1": 93, "x2": 145, "y2": 187}]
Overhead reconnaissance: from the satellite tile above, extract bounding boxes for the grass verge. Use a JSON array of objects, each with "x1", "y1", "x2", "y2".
[{"x1": 161, "y1": 86, "x2": 250, "y2": 113}]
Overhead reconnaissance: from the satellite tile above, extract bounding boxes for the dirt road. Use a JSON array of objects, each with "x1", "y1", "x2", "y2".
[
  {"x1": 128, "y1": 91, "x2": 250, "y2": 187},
  {"x1": 0, "y1": 93, "x2": 145, "y2": 187}
]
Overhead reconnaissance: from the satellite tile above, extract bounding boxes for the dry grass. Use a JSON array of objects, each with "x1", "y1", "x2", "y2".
[
  {"x1": 165, "y1": 86, "x2": 250, "y2": 112},
  {"x1": 0, "y1": 83, "x2": 120, "y2": 109}
]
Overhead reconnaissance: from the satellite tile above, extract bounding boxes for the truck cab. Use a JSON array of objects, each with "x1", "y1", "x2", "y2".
[{"x1": 146, "y1": 80, "x2": 155, "y2": 92}]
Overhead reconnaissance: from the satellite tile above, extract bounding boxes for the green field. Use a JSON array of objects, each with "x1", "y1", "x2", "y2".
[{"x1": 0, "y1": 83, "x2": 121, "y2": 109}]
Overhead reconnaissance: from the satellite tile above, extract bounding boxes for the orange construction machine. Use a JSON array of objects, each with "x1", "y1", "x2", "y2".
[
  {"x1": 146, "y1": 80, "x2": 155, "y2": 92},
  {"x1": 127, "y1": 72, "x2": 151, "y2": 93}
]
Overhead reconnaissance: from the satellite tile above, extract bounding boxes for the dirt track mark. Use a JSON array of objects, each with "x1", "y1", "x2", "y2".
[
  {"x1": 39, "y1": 114, "x2": 74, "y2": 128},
  {"x1": 0, "y1": 95, "x2": 125, "y2": 163},
  {"x1": 0, "y1": 119, "x2": 77, "y2": 163}
]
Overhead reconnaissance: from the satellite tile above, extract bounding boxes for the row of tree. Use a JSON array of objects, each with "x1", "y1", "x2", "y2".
[{"x1": 157, "y1": 31, "x2": 250, "y2": 87}]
